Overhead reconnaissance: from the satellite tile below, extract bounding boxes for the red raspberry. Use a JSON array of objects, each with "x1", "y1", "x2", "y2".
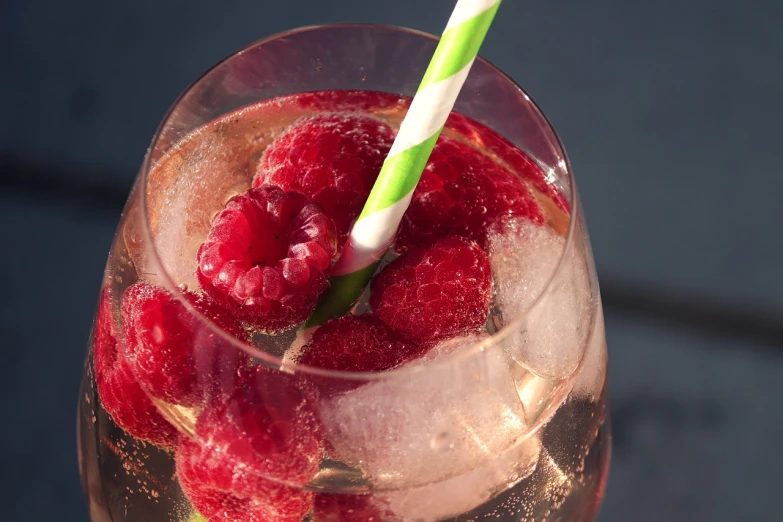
[
  {"x1": 176, "y1": 365, "x2": 322, "y2": 521},
  {"x1": 197, "y1": 186, "x2": 338, "y2": 332},
  {"x1": 299, "y1": 314, "x2": 425, "y2": 375},
  {"x1": 313, "y1": 493, "x2": 392, "y2": 522},
  {"x1": 446, "y1": 111, "x2": 570, "y2": 213},
  {"x1": 370, "y1": 236, "x2": 492, "y2": 344},
  {"x1": 293, "y1": 90, "x2": 406, "y2": 113},
  {"x1": 121, "y1": 282, "x2": 249, "y2": 407},
  {"x1": 177, "y1": 436, "x2": 312, "y2": 522},
  {"x1": 253, "y1": 113, "x2": 394, "y2": 240},
  {"x1": 92, "y1": 288, "x2": 178, "y2": 448},
  {"x1": 394, "y1": 136, "x2": 544, "y2": 252},
  {"x1": 204, "y1": 365, "x2": 321, "y2": 483}
]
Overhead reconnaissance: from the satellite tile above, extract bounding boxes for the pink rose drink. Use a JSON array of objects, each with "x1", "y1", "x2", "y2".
[{"x1": 78, "y1": 26, "x2": 609, "y2": 522}]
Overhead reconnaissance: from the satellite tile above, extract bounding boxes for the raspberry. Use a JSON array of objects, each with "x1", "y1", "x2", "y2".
[
  {"x1": 313, "y1": 493, "x2": 392, "y2": 522},
  {"x1": 92, "y1": 288, "x2": 178, "y2": 448},
  {"x1": 293, "y1": 90, "x2": 406, "y2": 113},
  {"x1": 299, "y1": 314, "x2": 424, "y2": 374},
  {"x1": 176, "y1": 365, "x2": 322, "y2": 521},
  {"x1": 370, "y1": 236, "x2": 492, "y2": 344},
  {"x1": 253, "y1": 113, "x2": 394, "y2": 240},
  {"x1": 121, "y1": 282, "x2": 249, "y2": 407},
  {"x1": 201, "y1": 364, "x2": 322, "y2": 484},
  {"x1": 394, "y1": 136, "x2": 544, "y2": 252},
  {"x1": 446, "y1": 111, "x2": 570, "y2": 213},
  {"x1": 197, "y1": 186, "x2": 338, "y2": 332},
  {"x1": 177, "y1": 436, "x2": 312, "y2": 522}
]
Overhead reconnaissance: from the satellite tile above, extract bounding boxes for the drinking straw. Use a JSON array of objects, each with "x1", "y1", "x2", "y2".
[{"x1": 305, "y1": 0, "x2": 502, "y2": 328}]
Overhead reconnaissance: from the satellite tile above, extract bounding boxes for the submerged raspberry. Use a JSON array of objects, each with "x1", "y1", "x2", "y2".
[
  {"x1": 177, "y1": 365, "x2": 322, "y2": 521},
  {"x1": 371, "y1": 236, "x2": 492, "y2": 344},
  {"x1": 201, "y1": 365, "x2": 322, "y2": 484},
  {"x1": 313, "y1": 493, "x2": 392, "y2": 522},
  {"x1": 253, "y1": 113, "x2": 394, "y2": 240},
  {"x1": 121, "y1": 282, "x2": 249, "y2": 407},
  {"x1": 177, "y1": 436, "x2": 313, "y2": 522},
  {"x1": 299, "y1": 314, "x2": 424, "y2": 374},
  {"x1": 92, "y1": 288, "x2": 178, "y2": 447},
  {"x1": 395, "y1": 136, "x2": 544, "y2": 252},
  {"x1": 197, "y1": 185, "x2": 338, "y2": 332}
]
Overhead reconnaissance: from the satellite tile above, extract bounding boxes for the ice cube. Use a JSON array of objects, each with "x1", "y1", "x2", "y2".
[
  {"x1": 490, "y1": 220, "x2": 565, "y2": 316},
  {"x1": 489, "y1": 220, "x2": 593, "y2": 380},
  {"x1": 318, "y1": 334, "x2": 537, "y2": 490},
  {"x1": 373, "y1": 432, "x2": 541, "y2": 521}
]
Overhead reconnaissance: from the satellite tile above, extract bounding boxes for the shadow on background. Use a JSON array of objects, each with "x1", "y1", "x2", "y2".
[{"x1": 2, "y1": 0, "x2": 781, "y2": 520}]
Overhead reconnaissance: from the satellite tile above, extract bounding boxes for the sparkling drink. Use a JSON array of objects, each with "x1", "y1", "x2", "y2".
[{"x1": 77, "y1": 25, "x2": 610, "y2": 522}]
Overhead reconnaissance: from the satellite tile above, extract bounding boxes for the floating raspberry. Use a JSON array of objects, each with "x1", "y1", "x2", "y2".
[
  {"x1": 177, "y1": 436, "x2": 313, "y2": 522},
  {"x1": 197, "y1": 186, "x2": 338, "y2": 332},
  {"x1": 121, "y1": 282, "x2": 249, "y2": 407},
  {"x1": 92, "y1": 288, "x2": 178, "y2": 448},
  {"x1": 253, "y1": 113, "x2": 394, "y2": 240},
  {"x1": 293, "y1": 90, "x2": 406, "y2": 114},
  {"x1": 371, "y1": 236, "x2": 492, "y2": 344},
  {"x1": 394, "y1": 136, "x2": 544, "y2": 252},
  {"x1": 299, "y1": 314, "x2": 424, "y2": 375},
  {"x1": 445, "y1": 111, "x2": 570, "y2": 213},
  {"x1": 313, "y1": 493, "x2": 392, "y2": 522}
]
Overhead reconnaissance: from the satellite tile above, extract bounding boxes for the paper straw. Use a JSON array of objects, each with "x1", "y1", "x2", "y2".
[{"x1": 305, "y1": 0, "x2": 502, "y2": 328}]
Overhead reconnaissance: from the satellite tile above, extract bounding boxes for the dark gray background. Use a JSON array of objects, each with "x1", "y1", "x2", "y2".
[{"x1": 2, "y1": 0, "x2": 781, "y2": 520}]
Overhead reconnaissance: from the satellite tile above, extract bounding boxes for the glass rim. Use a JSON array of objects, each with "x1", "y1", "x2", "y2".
[{"x1": 138, "y1": 23, "x2": 582, "y2": 384}]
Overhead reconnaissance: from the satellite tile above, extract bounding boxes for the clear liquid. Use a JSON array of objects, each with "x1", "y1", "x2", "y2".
[{"x1": 78, "y1": 91, "x2": 609, "y2": 521}]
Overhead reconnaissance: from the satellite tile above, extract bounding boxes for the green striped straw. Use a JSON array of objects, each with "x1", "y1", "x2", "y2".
[{"x1": 305, "y1": 0, "x2": 502, "y2": 328}]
